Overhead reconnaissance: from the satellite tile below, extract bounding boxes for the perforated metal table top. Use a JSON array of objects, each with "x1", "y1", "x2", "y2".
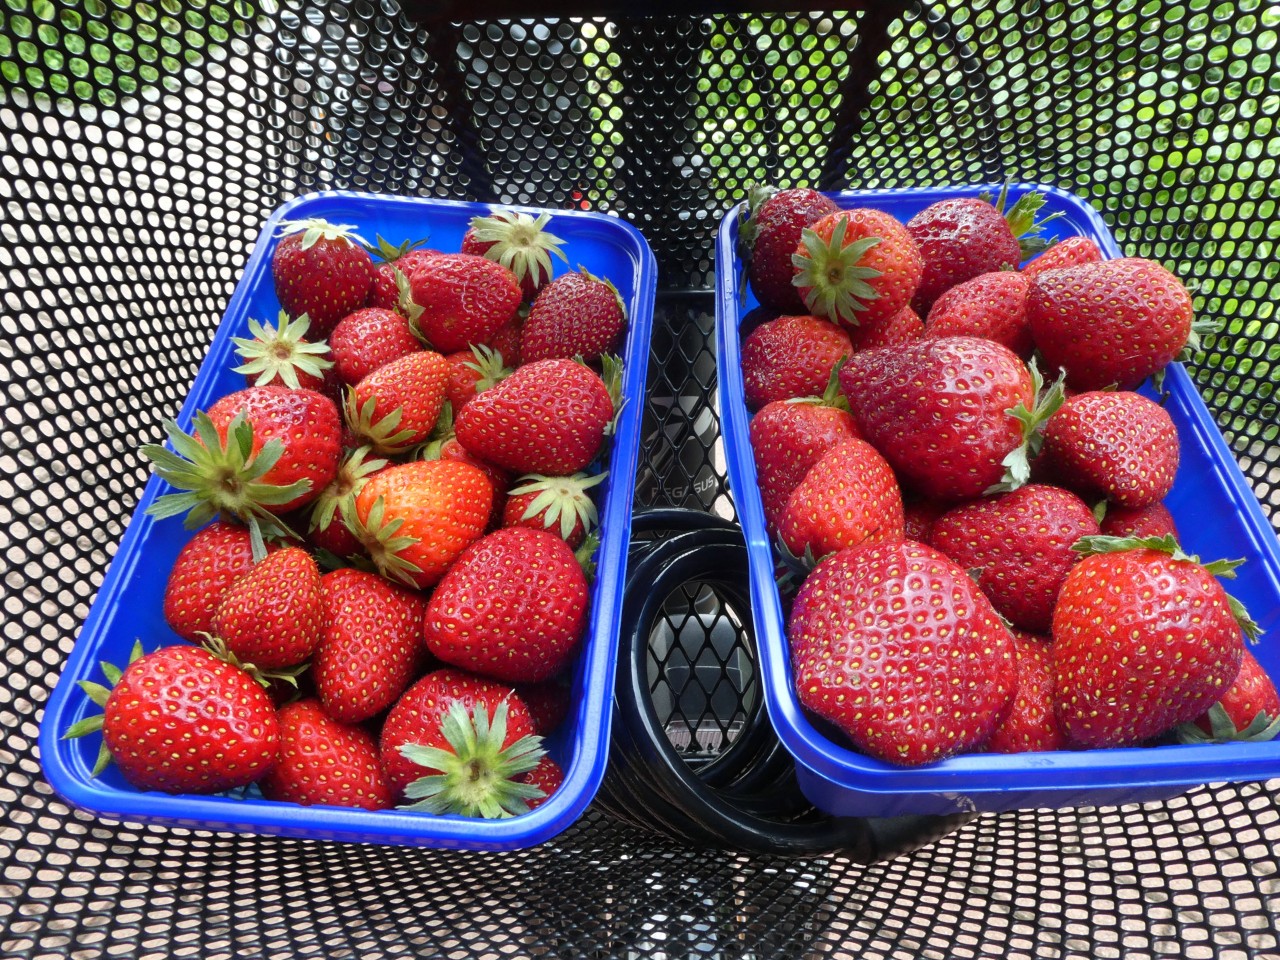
[{"x1": 3, "y1": 2, "x2": 1280, "y2": 958}]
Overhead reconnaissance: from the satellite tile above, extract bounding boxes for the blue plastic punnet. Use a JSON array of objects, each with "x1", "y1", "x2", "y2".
[
  {"x1": 40, "y1": 191, "x2": 657, "y2": 849},
  {"x1": 716, "y1": 183, "x2": 1280, "y2": 816}
]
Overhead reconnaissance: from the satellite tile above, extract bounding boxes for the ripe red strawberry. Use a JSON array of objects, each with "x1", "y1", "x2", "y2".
[
  {"x1": 749, "y1": 391, "x2": 861, "y2": 533},
  {"x1": 66, "y1": 643, "x2": 278, "y2": 794},
  {"x1": 328, "y1": 307, "x2": 422, "y2": 387},
  {"x1": 777, "y1": 438, "x2": 904, "y2": 563},
  {"x1": 306, "y1": 445, "x2": 388, "y2": 558},
  {"x1": 1099, "y1": 500, "x2": 1179, "y2": 540},
  {"x1": 272, "y1": 219, "x2": 374, "y2": 337},
  {"x1": 929, "y1": 484, "x2": 1099, "y2": 633},
  {"x1": 364, "y1": 235, "x2": 438, "y2": 310},
  {"x1": 350, "y1": 459, "x2": 493, "y2": 589},
  {"x1": 788, "y1": 539, "x2": 1016, "y2": 766},
  {"x1": 231, "y1": 311, "x2": 334, "y2": 391},
  {"x1": 380, "y1": 668, "x2": 544, "y2": 814},
  {"x1": 345, "y1": 350, "x2": 450, "y2": 455},
  {"x1": 983, "y1": 630, "x2": 1067, "y2": 754},
  {"x1": 1181, "y1": 649, "x2": 1280, "y2": 743},
  {"x1": 422, "y1": 434, "x2": 511, "y2": 531},
  {"x1": 486, "y1": 310, "x2": 524, "y2": 367},
  {"x1": 902, "y1": 497, "x2": 949, "y2": 543},
  {"x1": 519, "y1": 756, "x2": 564, "y2": 810},
  {"x1": 1021, "y1": 235, "x2": 1102, "y2": 280},
  {"x1": 792, "y1": 208, "x2": 922, "y2": 330},
  {"x1": 739, "y1": 184, "x2": 840, "y2": 314},
  {"x1": 839, "y1": 337, "x2": 1058, "y2": 502},
  {"x1": 455, "y1": 358, "x2": 617, "y2": 475},
  {"x1": 520, "y1": 268, "x2": 627, "y2": 363},
  {"x1": 259, "y1": 699, "x2": 393, "y2": 810},
  {"x1": 143, "y1": 386, "x2": 343, "y2": 556},
  {"x1": 445, "y1": 345, "x2": 512, "y2": 413},
  {"x1": 424, "y1": 528, "x2": 589, "y2": 684},
  {"x1": 925, "y1": 271, "x2": 1033, "y2": 358},
  {"x1": 408, "y1": 253, "x2": 522, "y2": 354},
  {"x1": 1051, "y1": 534, "x2": 1254, "y2": 748},
  {"x1": 163, "y1": 521, "x2": 276, "y2": 642},
  {"x1": 462, "y1": 210, "x2": 568, "y2": 300},
  {"x1": 313, "y1": 569, "x2": 430, "y2": 724},
  {"x1": 845, "y1": 304, "x2": 925, "y2": 353},
  {"x1": 1026, "y1": 258, "x2": 1196, "y2": 391},
  {"x1": 1038, "y1": 391, "x2": 1180, "y2": 508},
  {"x1": 502, "y1": 471, "x2": 604, "y2": 549},
  {"x1": 517, "y1": 680, "x2": 572, "y2": 735},
  {"x1": 740, "y1": 314, "x2": 852, "y2": 410},
  {"x1": 213, "y1": 546, "x2": 324, "y2": 669}
]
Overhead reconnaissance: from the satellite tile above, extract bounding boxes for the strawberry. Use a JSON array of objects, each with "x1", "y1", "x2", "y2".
[
  {"x1": 455, "y1": 357, "x2": 617, "y2": 475},
  {"x1": 792, "y1": 208, "x2": 922, "y2": 330},
  {"x1": 738, "y1": 184, "x2": 840, "y2": 314},
  {"x1": 407, "y1": 253, "x2": 522, "y2": 354},
  {"x1": 485, "y1": 312, "x2": 524, "y2": 368},
  {"x1": 231, "y1": 311, "x2": 334, "y2": 391},
  {"x1": 517, "y1": 680, "x2": 572, "y2": 735},
  {"x1": 519, "y1": 756, "x2": 564, "y2": 810},
  {"x1": 1037, "y1": 391, "x2": 1180, "y2": 508},
  {"x1": 163, "y1": 521, "x2": 275, "y2": 642},
  {"x1": 1051, "y1": 534, "x2": 1255, "y2": 749},
  {"x1": 520, "y1": 268, "x2": 627, "y2": 363},
  {"x1": 929, "y1": 484, "x2": 1099, "y2": 633},
  {"x1": 1098, "y1": 500, "x2": 1179, "y2": 540},
  {"x1": 364, "y1": 235, "x2": 438, "y2": 311},
  {"x1": 272, "y1": 219, "x2": 374, "y2": 337},
  {"x1": 143, "y1": 386, "x2": 343, "y2": 557},
  {"x1": 328, "y1": 307, "x2": 422, "y2": 387},
  {"x1": 445, "y1": 345, "x2": 512, "y2": 413},
  {"x1": 740, "y1": 314, "x2": 851, "y2": 410},
  {"x1": 313, "y1": 568, "x2": 429, "y2": 724},
  {"x1": 1021, "y1": 235, "x2": 1102, "y2": 280},
  {"x1": 788, "y1": 539, "x2": 1016, "y2": 766},
  {"x1": 925, "y1": 271, "x2": 1033, "y2": 358},
  {"x1": 839, "y1": 337, "x2": 1062, "y2": 502},
  {"x1": 777, "y1": 438, "x2": 904, "y2": 563},
  {"x1": 213, "y1": 546, "x2": 324, "y2": 669},
  {"x1": 502, "y1": 471, "x2": 604, "y2": 549},
  {"x1": 424, "y1": 528, "x2": 589, "y2": 684},
  {"x1": 350, "y1": 459, "x2": 493, "y2": 589},
  {"x1": 380, "y1": 668, "x2": 544, "y2": 813},
  {"x1": 344, "y1": 350, "x2": 450, "y2": 455},
  {"x1": 1026, "y1": 258, "x2": 1197, "y2": 391},
  {"x1": 259, "y1": 699, "x2": 393, "y2": 810},
  {"x1": 65, "y1": 642, "x2": 278, "y2": 794},
  {"x1": 1180, "y1": 649, "x2": 1280, "y2": 743},
  {"x1": 983, "y1": 630, "x2": 1067, "y2": 754},
  {"x1": 845, "y1": 304, "x2": 924, "y2": 353},
  {"x1": 902, "y1": 497, "x2": 949, "y2": 543},
  {"x1": 306, "y1": 445, "x2": 388, "y2": 559},
  {"x1": 461, "y1": 210, "x2": 568, "y2": 300},
  {"x1": 424, "y1": 437, "x2": 511, "y2": 531}
]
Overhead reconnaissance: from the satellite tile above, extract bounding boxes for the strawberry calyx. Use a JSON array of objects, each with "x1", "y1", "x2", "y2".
[
  {"x1": 1070, "y1": 533, "x2": 1261, "y2": 641},
  {"x1": 774, "y1": 535, "x2": 822, "y2": 581},
  {"x1": 308, "y1": 445, "x2": 388, "y2": 536},
  {"x1": 414, "y1": 400, "x2": 456, "y2": 461},
  {"x1": 62, "y1": 640, "x2": 145, "y2": 777},
  {"x1": 598, "y1": 353, "x2": 625, "y2": 437},
  {"x1": 1175, "y1": 703, "x2": 1280, "y2": 745},
  {"x1": 277, "y1": 218, "x2": 367, "y2": 251},
  {"x1": 345, "y1": 494, "x2": 423, "y2": 588},
  {"x1": 199, "y1": 634, "x2": 309, "y2": 690},
  {"x1": 363, "y1": 233, "x2": 431, "y2": 265},
  {"x1": 736, "y1": 181, "x2": 778, "y2": 256},
  {"x1": 343, "y1": 389, "x2": 418, "y2": 456},
  {"x1": 468, "y1": 210, "x2": 568, "y2": 288},
  {"x1": 791, "y1": 215, "x2": 884, "y2": 326},
  {"x1": 508, "y1": 471, "x2": 606, "y2": 541},
  {"x1": 398, "y1": 699, "x2": 546, "y2": 818},
  {"x1": 462, "y1": 344, "x2": 514, "y2": 395},
  {"x1": 394, "y1": 267, "x2": 428, "y2": 334},
  {"x1": 987, "y1": 357, "x2": 1067, "y2": 495},
  {"x1": 983, "y1": 180, "x2": 1065, "y2": 259},
  {"x1": 231, "y1": 311, "x2": 334, "y2": 390},
  {"x1": 574, "y1": 531, "x2": 601, "y2": 584},
  {"x1": 142, "y1": 411, "x2": 307, "y2": 561}
]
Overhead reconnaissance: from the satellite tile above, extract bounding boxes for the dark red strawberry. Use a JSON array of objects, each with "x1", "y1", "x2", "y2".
[
  {"x1": 517, "y1": 680, "x2": 572, "y2": 735},
  {"x1": 213, "y1": 546, "x2": 324, "y2": 669},
  {"x1": 272, "y1": 219, "x2": 374, "y2": 337},
  {"x1": 777, "y1": 438, "x2": 904, "y2": 563},
  {"x1": 740, "y1": 314, "x2": 852, "y2": 410},
  {"x1": 1021, "y1": 235, "x2": 1102, "y2": 280},
  {"x1": 983, "y1": 630, "x2": 1067, "y2": 754},
  {"x1": 845, "y1": 304, "x2": 925, "y2": 353},
  {"x1": 1099, "y1": 500, "x2": 1179, "y2": 540},
  {"x1": 408, "y1": 253, "x2": 522, "y2": 354},
  {"x1": 163, "y1": 521, "x2": 276, "y2": 642},
  {"x1": 792, "y1": 208, "x2": 922, "y2": 330},
  {"x1": 328, "y1": 307, "x2": 422, "y2": 387},
  {"x1": 1038, "y1": 391, "x2": 1180, "y2": 508},
  {"x1": 519, "y1": 756, "x2": 564, "y2": 810},
  {"x1": 445, "y1": 345, "x2": 512, "y2": 413},
  {"x1": 314, "y1": 568, "x2": 430, "y2": 724},
  {"x1": 788, "y1": 539, "x2": 1016, "y2": 766},
  {"x1": 345, "y1": 350, "x2": 450, "y2": 455},
  {"x1": 485, "y1": 311, "x2": 524, "y2": 368},
  {"x1": 65, "y1": 643, "x2": 278, "y2": 794},
  {"x1": 455, "y1": 357, "x2": 617, "y2": 475},
  {"x1": 363, "y1": 235, "x2": 438, "y2": 311},
  {"x1": 902, "y1": 497, "x2": 949, "y2": 543},
  {"x1": 1026, "y1": 258, "x2": 1196, "y2": 391},
  {"x1": 502, "y1": 471, "x2": 604, "y2": 549},
  {"x1": 1181, "y1": 649, "x2": 1280, "y2": 743},
  {"x1": 380, "y1": 668, "x2": 543, "y2": 814},
  {"x1": 1051, "y1": 534, "x2": 1254, "y2": 748},
  {"x1": 925, "y1": 271, "x2": 1033, "y2": 358},
  {"x1": 739, "y1": 185, "x2": 840, "y2": 313},
  {"x1": 521, "y1": 268, "x2": 627, "y2": 363},
  {"x1": 929, "y1": 484, "x2": 1099, "y2": 633},
  {"x1": 424, "y1": 528, "x2": 589, "y2": 684},
  {"x1": 461, "y1": 209, "x2": 568, "y2": 300},
  {"x1": 259, "y1": 699, "x2": 393, "y2": 810},
  {"x1": 231, "y1": 311, "x2": 334, "y2": 391}
]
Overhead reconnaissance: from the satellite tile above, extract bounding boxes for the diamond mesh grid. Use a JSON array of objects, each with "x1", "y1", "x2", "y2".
[{"x1": 4, "y1": 1, "x2": 1280, "y2": 958}]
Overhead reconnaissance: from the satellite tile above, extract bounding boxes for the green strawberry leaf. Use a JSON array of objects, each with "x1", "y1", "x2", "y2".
[{"x1": 987, "y1": 357, "x2": 1066, "y2": 495}]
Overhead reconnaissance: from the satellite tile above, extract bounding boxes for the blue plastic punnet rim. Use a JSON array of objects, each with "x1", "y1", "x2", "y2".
[
  {"x1": 716, "y1": 183, "x2": 1280, "y2": 817},
  {"x1": 40, "y1": 191, "x2": 657, "y2": 849}
]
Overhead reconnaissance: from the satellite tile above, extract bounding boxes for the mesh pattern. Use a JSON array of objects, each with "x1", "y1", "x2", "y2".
[{"x1": 4, "y1": 1, "x2": 1280, "y2": 957}]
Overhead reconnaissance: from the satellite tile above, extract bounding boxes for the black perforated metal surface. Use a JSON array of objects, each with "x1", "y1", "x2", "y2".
[{"x1": 4, "y1": 2, "x2": 1280, "y2": 957}]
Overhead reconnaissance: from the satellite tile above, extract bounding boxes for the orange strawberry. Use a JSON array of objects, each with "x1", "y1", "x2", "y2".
[
  {"x1": 213, "y1": 546, "x2": 324, "y2": 669},
  {"x1": 259, "y1": 699, "x2": 393, "y2": 810}
]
